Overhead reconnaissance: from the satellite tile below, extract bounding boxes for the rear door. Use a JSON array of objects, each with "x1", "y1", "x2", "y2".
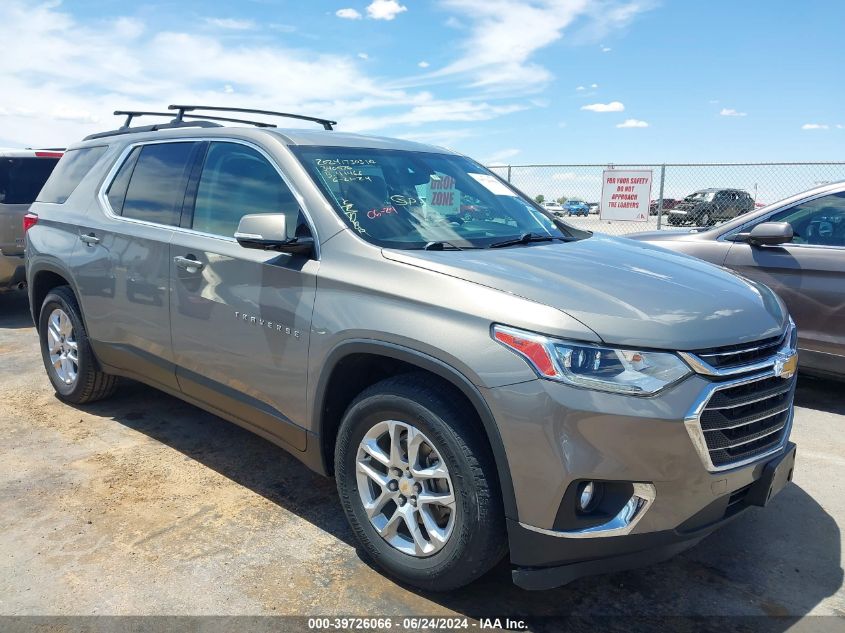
[
  {"x1": 74, "y1": 141, "x2": 202, "y2": 389},
  {"x1": 724, "y1": 191, "x2": 845, "y2": 375},
  {"x1": 169, "y1": 140, "x2": 317, "y2": 451}
]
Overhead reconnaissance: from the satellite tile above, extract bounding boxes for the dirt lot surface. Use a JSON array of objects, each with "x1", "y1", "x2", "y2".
[{"x1": 1, "y1": 289, "x2": 843, "y2": 625}]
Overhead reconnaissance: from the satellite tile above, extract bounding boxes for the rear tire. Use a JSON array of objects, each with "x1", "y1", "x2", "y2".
[
  {"x1": 39, "y1": 286, "x2": 117, "y2": 404},
  {"x1": 335, "y1": 374, "x2": 506, "y2": 591}
]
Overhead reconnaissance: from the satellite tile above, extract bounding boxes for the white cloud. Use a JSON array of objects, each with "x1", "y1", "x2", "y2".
[
  {"x1": 837, "y1": 124, "x2": 844, "y2": 129},
  {"x1": 601, "y1": 46, "x2": 612, "y2": 52},
  {"x1": 720, "y1": 108, "x2": 747, "y2": 117},
  {"x1": 204, "y1": 17, "x2": 255, "y2": 30},
  {"x1": 576, "y1": 85, "x2": 585, "y2": 91},
  {"x1": 336, "y1": 8, "x2": 362, "y2": 19},
  {"x1": 616, "y1": 118, "x2": 648, "y2": 128},
  {"x1": 52, "y1": 107, "x2": 100, "y2": 124},
  {"x1": 485, "y1": 148, "x2": 521, "y2": 165},
  {"x1": 358, "y1": 52, "x2": 369, "y2": 59},
  {"x1": 801, "y1": 123, "x2": 829, "y2": 130},
  {"x1": 416, "y1": 1, "x2": 649, "y2": 93},
  {"x1": 581, "y1": 101, "x2": 625, "y2": 112},
  {"x1": 366, "y1": 0, "x2": 407, "y2": 20},
  {"x1": 418, "y1": 60, "x2": 430, "y2": 68},
  {"x1": 0, "y1": 1, "x2": 532, "y2": 147},
  {"x1": 590, "y1": 83, "x2": 599, "y2": 88}
]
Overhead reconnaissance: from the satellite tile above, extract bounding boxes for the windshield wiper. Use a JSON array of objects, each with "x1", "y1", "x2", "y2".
[
  {"x1": 424, "y1": 240, "x2": 464, "y2": 251},
  {"x1": 489, "y1": 232, "x2": 565, "y2": 248}
]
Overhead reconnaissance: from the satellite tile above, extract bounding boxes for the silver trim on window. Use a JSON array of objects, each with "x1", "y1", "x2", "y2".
[
  {"x1": 519, "y1": 484, "x2": 656, "y2": 539},
  {"x1": 95, "y1": 136, "x2": 321, "y2": 258}
]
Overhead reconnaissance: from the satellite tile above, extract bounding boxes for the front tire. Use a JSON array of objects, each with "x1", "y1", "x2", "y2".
[
  {"x1": 335, "y1": 374, "x2": 506, "y2": 591},
  {"x1": 39, "y1": 286, "x2": 117, "y2": 404}
]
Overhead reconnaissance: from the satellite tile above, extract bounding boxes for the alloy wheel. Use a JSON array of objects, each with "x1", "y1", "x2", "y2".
[
  {"x1": 356, "y1": 420, "x2": 456, "y2": 557},
  {"x1": 47, "y1": 308, "x2": 78, "y2": 386}
]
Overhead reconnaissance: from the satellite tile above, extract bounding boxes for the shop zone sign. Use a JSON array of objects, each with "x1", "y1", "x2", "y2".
[{"x1": 600, "y1": 170, "x2": 653, "y2": 222}]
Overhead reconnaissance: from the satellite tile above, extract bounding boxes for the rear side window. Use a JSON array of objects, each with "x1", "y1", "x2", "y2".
[
  {"x1": 36, "y1": 147, "x2": 106, "y2": 204},
  {"x1": 1, "y1": 157, "x2": 61, "y2": 205},
  {"x1": 119, "y1": 142, "x2": 199, "y2": 226}
]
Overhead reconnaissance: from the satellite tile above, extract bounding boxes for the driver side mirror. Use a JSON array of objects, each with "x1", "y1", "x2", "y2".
[
  {"x1": 730, "y1": 222, "x2": 793, "y2": 246},
  {"x1": 235, "y1": 213, "x2": 314, "y2": 255}
]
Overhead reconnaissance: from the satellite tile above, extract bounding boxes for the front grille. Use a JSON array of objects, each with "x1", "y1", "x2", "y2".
[
  {"x1": 693, "y1": 332, "x2": 786, "y2": 370},
  {"x1": 697, "y1": 373, "x2": 795, "y2": 468}
]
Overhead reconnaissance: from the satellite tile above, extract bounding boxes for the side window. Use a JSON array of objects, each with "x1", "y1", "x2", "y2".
[
  {"x1": 105, "y1": 147, "x2": 140, "y2": 215},
  {"x1": 121, "y1": 142, "x2": 199, "y2": 226},
  {"x1": 35, "y1": 147, "x2": 106, "y2": 204},
  {"x1": 191, "y1": 142, "x2": 304, "y2": 239},
  {"x1": 768, "y1": 192, "x2": 845, "y2": 247}
]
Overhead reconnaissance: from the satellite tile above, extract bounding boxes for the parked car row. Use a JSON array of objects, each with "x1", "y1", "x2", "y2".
[
  {"x1": 5, "y1": 105, "x2": 837, "y2": 595},
  {"x1": 542, "y1": 199, "x2": 594, "y2": 217}
]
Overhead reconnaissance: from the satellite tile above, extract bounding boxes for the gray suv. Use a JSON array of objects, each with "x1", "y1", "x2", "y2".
[{"x1": 26, "y1": 106, "x2": 798, "y2": 591}]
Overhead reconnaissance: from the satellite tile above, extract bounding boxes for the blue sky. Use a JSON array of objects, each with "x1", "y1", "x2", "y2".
[{"x1": 1, "y1": 1, "x2": 843, "y2": 163}]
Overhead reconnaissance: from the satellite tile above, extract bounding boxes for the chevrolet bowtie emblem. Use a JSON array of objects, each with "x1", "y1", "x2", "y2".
[{"x1": 773, "y1": 352, "x2": 798, "y2": 379}]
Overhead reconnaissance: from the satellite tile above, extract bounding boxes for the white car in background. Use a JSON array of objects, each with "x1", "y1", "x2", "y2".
[{"x1": 542, "y1": 201, "x2": 565, "y2": 215}]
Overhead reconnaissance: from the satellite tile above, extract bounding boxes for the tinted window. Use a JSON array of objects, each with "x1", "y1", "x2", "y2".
[
  {"x1": 1, "y1": 157, "x2": 61, "y2": 205},
  {"x1": 769, "y1": 191, "x2": 845, "y2": 247},
  {"x1": 36, "y1": 147, "x2": 106, "y2": 204},
  {"x1": 192, "y1": 142, "x2": 303, "y2": 238},
  {"x1": 122, "y1": 142, "x2": 198, "y2": 226},
  {"x1": 105, "y1": 147, "x2": 141, "y2": 215}
]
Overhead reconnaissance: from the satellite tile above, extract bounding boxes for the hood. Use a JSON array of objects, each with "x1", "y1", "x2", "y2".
[{"x1": 382, "y1": 234, "x2": 787, "y2": 350}]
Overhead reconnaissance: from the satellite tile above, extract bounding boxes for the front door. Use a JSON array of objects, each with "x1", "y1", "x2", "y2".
[
  {"x1": 169, "y1": 140, "x2": 317, "y2": 451},
  {"x1": 725, "y1": 191, "x2": 845, "y2": 375}
]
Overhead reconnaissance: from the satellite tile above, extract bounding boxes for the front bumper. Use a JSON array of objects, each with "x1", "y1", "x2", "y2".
[
  {"x1": 508, "y1": 442, "x2": 795, "y2": 589},
  {"x1": 482, "y1": 363, "x2": 796, "y2": 589}
]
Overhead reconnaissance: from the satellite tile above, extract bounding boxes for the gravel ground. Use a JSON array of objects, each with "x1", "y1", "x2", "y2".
[{"x1": 0, "y1": 289, "x2": 843, "y2": 627}]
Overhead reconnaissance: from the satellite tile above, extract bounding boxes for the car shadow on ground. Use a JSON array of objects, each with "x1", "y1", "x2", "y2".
[
  {"x1": 73, "y1": 377, "x2": 843, "y2": 625},
  {"x1": 0, "y1": 290, "x2": 33, "y2": 329},
  {"x1": 795, "y1": 374, "x2": 845, "y2": 415}
]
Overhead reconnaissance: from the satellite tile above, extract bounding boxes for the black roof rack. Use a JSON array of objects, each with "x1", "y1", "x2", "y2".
[
  {"x1": 114, "y1": 110, "x2": 278, "y2": 129},
  {"x1": 169, "y1": 104, "x2": 337, "y2": 131}
]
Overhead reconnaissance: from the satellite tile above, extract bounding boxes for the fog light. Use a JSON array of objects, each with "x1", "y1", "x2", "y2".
[{"x1": 578, "y1": 481, "x2": 596, "y2": 512}]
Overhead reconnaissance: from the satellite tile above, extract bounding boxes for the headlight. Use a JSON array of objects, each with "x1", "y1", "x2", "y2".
[{"x1": 492, "y1": 324, "x2": 692, "y2": 395}]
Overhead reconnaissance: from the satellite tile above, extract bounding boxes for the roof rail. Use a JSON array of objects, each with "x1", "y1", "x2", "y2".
[
  {"x1": 169, "y1": 104, "x2": 337, "y2": 131},
  {"x1": 114, "y1": 110, "x2": 278, "y2": 129}
]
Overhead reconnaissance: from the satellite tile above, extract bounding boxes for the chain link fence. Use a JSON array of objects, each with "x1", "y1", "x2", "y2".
[{"x1": 487, "y1": 162, "x2": 845, "y2": 235}]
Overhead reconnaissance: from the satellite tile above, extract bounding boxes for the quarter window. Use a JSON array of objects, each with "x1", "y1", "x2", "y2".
[
  {"x1": 191, "y1": 142, "x2": 303, "y2": 238},
  {"x1": 119, "y1": 142, "x2": 199, "y2": 226},
  {"x1": 768, "y1": 192, "x2": 845, "y2": 247}
]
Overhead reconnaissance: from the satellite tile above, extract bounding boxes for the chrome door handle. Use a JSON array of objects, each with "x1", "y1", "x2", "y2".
[
  {"x1": 174, "y1": 255, "x2": 204, "y2": 272},
  {"x1": 79, "y1": 233, "x2": 100, "y2": 245}
]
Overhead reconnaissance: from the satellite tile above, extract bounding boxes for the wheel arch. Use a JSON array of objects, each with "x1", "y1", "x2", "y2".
[
  {"x1": 28, "y1": 262, "x2": 83, "y2": 333},
  {"x1": 313, "y1": 339, "x2": 518, "y2": 520}
]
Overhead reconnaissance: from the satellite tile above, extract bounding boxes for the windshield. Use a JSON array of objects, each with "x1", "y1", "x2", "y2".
[
  {"x1": 686, "y1": 191, "x2": 715, "y2": 202},
  {"x1": 293, "y1": 146, "x2": 568, "y2": 249}
]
